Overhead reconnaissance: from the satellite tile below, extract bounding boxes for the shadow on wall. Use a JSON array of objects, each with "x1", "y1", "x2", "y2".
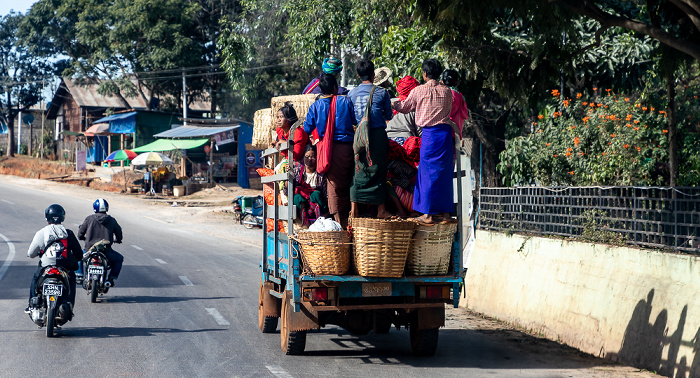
[{"x1": 615, "y1": 289, "x2": 699, "y2": 378}]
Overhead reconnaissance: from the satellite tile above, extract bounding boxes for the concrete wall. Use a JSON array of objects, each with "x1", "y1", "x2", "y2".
[{"x1": 461, "y1": 231, "x2": 700, "y2": 377}]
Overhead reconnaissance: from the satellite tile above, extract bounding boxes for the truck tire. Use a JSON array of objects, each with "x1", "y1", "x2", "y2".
[
  {"x1": 410, "y1": 326, "x2": 439, "y2": 356},
  {"x1": 281, "y1": 291, "x2": 306, "y2": 355},
  {"x1": 259, "y1": 282, "x2": 278, "y2": 333}
]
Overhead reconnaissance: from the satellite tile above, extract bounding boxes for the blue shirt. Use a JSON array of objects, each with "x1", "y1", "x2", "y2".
[
  {"x1": 303, "y1": 96, "x2": 356, "y2": 143},
  {"x1": 347, "y1": 84, "x2": 393, "y2": 129}
]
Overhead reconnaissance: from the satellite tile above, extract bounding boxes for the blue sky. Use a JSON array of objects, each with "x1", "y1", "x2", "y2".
[{"x1": 1, "y1": 0, "x2": 37, "y2": 16}]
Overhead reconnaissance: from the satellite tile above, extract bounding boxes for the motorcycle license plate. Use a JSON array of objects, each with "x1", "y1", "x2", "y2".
[
  {"x1": 88, "y1": 266, "x2": 104, "y2": 275},
  {"x1": 42, "y1": 284, "x2": 63, "y2": 296}
]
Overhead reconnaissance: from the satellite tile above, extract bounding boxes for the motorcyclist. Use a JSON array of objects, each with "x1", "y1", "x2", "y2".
[
  {"x1": 26, "y1": 204, "x2": 82, "y2": 316},
  {"x1": 78, "y1": 198, "x2": 124, "y2": 286}
]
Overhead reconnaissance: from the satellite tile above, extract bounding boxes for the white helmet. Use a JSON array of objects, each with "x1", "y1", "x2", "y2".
[{"x1": 93, "y1": 198, "x2": 109, "y2": 213}]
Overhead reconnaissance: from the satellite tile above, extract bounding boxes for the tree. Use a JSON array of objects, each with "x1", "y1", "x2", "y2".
[
  {"x1": 409, "y1": 0, "x2": 700, "y2": 185},
  {"x1": 20, "y1": 0, "x2": 233, "y2": 115},
  {"x1": 0, "y1": 12, "x2": 54, "y2": 157},
  {"x1": 219, "y1": 0, "x2": 411, "y2": 119}
]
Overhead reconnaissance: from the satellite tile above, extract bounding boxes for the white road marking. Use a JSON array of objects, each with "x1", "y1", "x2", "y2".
[
  {"x1": 206, "y1": 308, "x2": 231, "y2": 326},
  {"x1": 155, "y1": 258, "x2": 167, "y2": 264},
  {"x1": 144, "y1": 216, "x2": 170, "y2": 224},
  {"x1": 131, "y1": 245, "x2": 143, "y2": 250},
  {"x1": 179, "y1": 276, "x2": 194, "y2": 286},
  {"x1": 266, "y1": 366, "x2": 294, "y2": 378},
  {"x1": 0, "y1": 233, "x2": 16, "y2": 283},
  {"x1": 1, "y1": 199, "x2": 15, "y2": 205}
]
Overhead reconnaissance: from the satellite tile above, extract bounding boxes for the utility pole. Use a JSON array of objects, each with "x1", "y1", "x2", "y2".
[
  {"x1": 340, "y1": 47, "x2": 347, "y2": 88},
  {"x1": 41, "y1": 79, "x2": 45, "y2": 159},
  {"x1": 182, "y1": 70, "x2": 187, "y2": 126},
  {"x1": 17, "y1": 110, "x2": 21, "y2": 154}
]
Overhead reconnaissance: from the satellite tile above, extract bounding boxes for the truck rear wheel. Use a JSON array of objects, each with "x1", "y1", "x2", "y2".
[
  {"x1": 410, "y1": 326, "x2": 439, "y2": 356},
  {"x1": 281, "y1": 291, "x2": 306, "y2": 355},
  {"x1": 258, "y1": 282, "x2": 278, "y2": 333}
]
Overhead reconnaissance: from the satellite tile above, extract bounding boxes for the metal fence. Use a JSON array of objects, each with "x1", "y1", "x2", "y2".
[{"x1": 479, "y1": 187, "x2": 700, "y2": 254}]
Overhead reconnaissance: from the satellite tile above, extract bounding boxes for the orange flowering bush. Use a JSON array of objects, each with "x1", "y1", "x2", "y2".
[{"x1": 499, "y1": 90, "x2": 670, "y2": 186}]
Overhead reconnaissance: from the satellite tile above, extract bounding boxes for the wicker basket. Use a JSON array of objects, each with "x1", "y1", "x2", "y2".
[
  {"x1": 252, "y1": 108, "x2": 274, "y2": 148},
  {"x1": 406, "y1": 222, "x2": 457, "y2": 276},
  {"x1": 270, "y1": 94, "x2": 317, "y2": 129},
  {"x1": 295, "y1": 231, "x2": 351, "y2": 275},
  {"x1": 350, "y1": 218, "x2": 416, "y2": 277}
]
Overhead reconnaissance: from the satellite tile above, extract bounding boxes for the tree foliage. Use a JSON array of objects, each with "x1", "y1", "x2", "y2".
[
  {"x1": 20, "y1": 0, "x2": 233, "y2": 113},
  {"x1": 218, "y1": 0, "x2": 412, "y2": 119},
  {"x1": 0, "y1": 12, "x2": 54, "y2": 157}
]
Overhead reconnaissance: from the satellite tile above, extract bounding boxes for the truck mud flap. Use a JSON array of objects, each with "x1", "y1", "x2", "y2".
[
  {"x1": 262, "y1": 282, "x2": 281, "y2": 318},
  {"x1": 287, "y1": 298, "x2": 320, "y2": 332},
  {"x1": 414, "y1": 307, "x2": 445, "y2": 330}
]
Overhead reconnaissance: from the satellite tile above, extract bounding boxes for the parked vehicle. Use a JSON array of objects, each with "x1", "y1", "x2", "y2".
[
  {"x1": 233, "y1": 195, "x2": 264, "y2": 229},
  {"x1": 82, "y1": 244, "x2": 111, "y2": 303},
  {"x1": 257, "y1": 134, "x2": 468, "y2": 356},
  {"x1": 28, "y1": 265, "x2": 73, "y2": 337}
]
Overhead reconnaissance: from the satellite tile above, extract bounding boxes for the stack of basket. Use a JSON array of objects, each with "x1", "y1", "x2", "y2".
[
  {"x1": 252, "y1": 94, "x2": 318, "y2": 149},
  {"x1": 295, "y1": 231, "x2": 351, "y2": 275},
  {"x1": 350, "y1": 218, "x2": 416, "y2": 277},
  {"x1": 252, "y1": 108, "x2": 273, "y2": 148},
  {"x1": 270, "y1": 94, "x2": 316, "y2": 125},
  {"x1": 405, "y1": 222, "x2": 457, "y2": 275}
]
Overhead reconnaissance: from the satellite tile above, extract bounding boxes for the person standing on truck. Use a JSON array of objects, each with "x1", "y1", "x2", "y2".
[
  {"x1": 296, "y1": 73, "x2": 356, "y2": 228},
  {"x1": 392, "y1": 59, "x2": 454, "y2": 226},
  {"x1": 347, "y1": 58, "x2": 394, "y2": 219},
  {"x1": 302, "y1": 57, "x2": 349, "y2": 95},
  {"x1": 78, "y1": 198, "x2": 124, "y2": 286},
  {"x1": 441, "y1": 69, "x2": 469, "y2": 139}
]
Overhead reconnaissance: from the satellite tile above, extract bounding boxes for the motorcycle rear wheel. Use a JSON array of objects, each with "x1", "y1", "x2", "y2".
[
  {"x1": 46, "y1": 300, "x2": 55, "y2": 338},
  {"x1": 90, "y1": 277, "x2": 99, "y2": 303}
]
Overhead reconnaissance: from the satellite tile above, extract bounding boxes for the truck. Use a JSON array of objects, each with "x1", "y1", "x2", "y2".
[{"x1": 257, "y1": 129, "x2": 469, "y2": 356}]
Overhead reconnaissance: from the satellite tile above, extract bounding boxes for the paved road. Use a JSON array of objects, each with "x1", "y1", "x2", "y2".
[{"x1": 0, "y1": 177, "x2": 654, "y2": 377}]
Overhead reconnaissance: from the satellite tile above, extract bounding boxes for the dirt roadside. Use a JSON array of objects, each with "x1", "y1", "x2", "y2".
[{"x1": 0, "y1": 157, "x2": 655, "y2": 376}]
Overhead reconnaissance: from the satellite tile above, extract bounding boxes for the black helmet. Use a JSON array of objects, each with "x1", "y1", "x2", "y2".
[{"x1": 45, "y1": 204, "x2": 65, "y2": 224}]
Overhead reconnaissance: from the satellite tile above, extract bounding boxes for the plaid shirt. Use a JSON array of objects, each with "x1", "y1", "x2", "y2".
[{"x1": 393, "y1": 80, "x2": 452, "y2": 127}]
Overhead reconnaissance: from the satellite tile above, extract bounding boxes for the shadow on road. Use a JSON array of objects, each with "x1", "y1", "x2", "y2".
[
  {"x1": 299, "y1": 326, "x2": 626, "y2": 371},
  {"x1": 102, "y1": 295, "x2": 235, "y2": 304},
  {"x1": 62, "y1": 326, "x2": 226, "y2": 338}
]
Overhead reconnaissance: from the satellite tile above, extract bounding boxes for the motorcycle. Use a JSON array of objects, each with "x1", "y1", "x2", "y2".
[
  {"x1": 28, "y1": 265, "x2": 72, "y2": 337},
  {"x1": 233, "y1": 195, "x2": 264, "y2": 229},
  {"x1": 82, "y1": 243, "x2": 111, "y2": 303}
]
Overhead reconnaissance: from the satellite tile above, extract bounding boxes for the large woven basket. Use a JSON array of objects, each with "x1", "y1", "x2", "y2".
[
  {"x1": 270, "y1": 94, "x2": 317, "y2": 128},
  {"x1": 406, "y1": 222, "x2": 457, "y2": 276},
  {"x1": 252, "y1": 108, "x2": 274, "y2": 148},
  {"x1": 350, "y1": 218, "x2": 416, "y2": 277},
  {"x1": 295, "y1": 231, "x2": 351, "y2": 275}
]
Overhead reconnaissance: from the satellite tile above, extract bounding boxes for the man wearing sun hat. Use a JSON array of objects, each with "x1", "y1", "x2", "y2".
[{"x1": 302, "y1": 57, "x2": 349, "y2": 95}]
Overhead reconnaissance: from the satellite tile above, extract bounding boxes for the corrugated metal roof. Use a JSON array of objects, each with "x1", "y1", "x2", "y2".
[
  {"x1": 64, "y1": 79, "x2": 147, "y2": 109},
  {"x1": 49, "y1": 78, "x2": 212, "y2": 116},
  {"x1": 154, "y1": 125, "x2": 239, "y2": 138}
]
